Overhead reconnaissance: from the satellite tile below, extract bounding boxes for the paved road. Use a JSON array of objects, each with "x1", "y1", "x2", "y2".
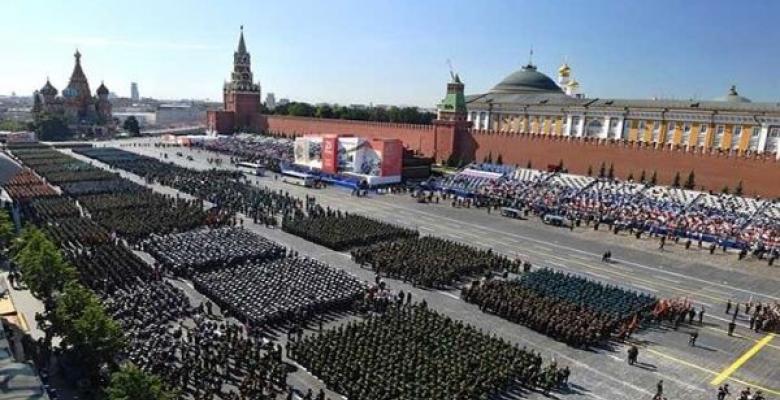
[{"x1": 72, "y1": 139, "x2": 780, "y2": 400}]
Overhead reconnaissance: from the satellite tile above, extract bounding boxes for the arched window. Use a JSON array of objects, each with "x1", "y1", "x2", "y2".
[
  {"x1": 748, "y1": 126, "x2": 761, "y2": 151},
  {"x1": 731, "y1": 126, "x2": 742, "y2": 149},
  {"x1": 765, "y1": 127, "x2": 780, "y2": 154},
  {"x1": 571, "y1": 116, "x2": 581, "y2": 135},
  {"x1": 681, "y1": 123, "x2": 691, "y2": 145},
  {"x1": 666, "y1": 122, "x2": 676, "y2": 144},
  {"x1": 714, "y1": 125, "x2": 725, "y2": 148},
  {"x1": 697, "y1": 124, "x2": 708, "y2": 147},
  {"x1": 585, "y1": 119, "x2": 602, "y2": 137},
  {"x1": 638, "y1": 121, "x2": 647, "y2": 142},
  {"x1": 652, "y1": 121, "x2": 661, "y2": 143}
]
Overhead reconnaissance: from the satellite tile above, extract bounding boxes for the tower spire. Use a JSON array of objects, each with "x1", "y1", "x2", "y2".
[{"x1": 237, "y1": 26, "x2": 247, "y2": 54}]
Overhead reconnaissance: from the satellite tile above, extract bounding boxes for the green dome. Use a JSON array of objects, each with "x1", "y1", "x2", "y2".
[{"x1": 491, "y1": 64, "x2": 563, "y2": 94}]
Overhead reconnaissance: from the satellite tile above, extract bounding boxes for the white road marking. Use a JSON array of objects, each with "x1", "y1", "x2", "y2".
[
  {"x1": 366, "y1": 197, "x2": 780, "y2": 301},
  {"x1": 654, "y1": 274, "x2": 682, "y2": 284},
  {"x1": 549, "y1": 261, "x2": 568, "y2": 268},
  {"x1": 437, "y1": 291, "x2": 461, "y2": 300},
  {"x1": 630, "y1": 284, "x2": 658, "y2": 293}
]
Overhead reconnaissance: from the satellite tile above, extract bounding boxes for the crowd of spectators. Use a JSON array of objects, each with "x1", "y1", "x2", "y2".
[
  {"x1": 433, "y1": 163, "x2": 779, "y2": 260},
  {"x1": 199, "y1": 135, "x2": 295, "y2": 172}
]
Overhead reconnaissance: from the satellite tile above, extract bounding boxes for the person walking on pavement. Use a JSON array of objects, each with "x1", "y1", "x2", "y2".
[
  {"x1": 698, "y1": 306, "x2": 705, "y2": 325},
  {"x1": 717, "y1": 384, "x2": 730, "y2": 400},
  {"x1": 627, "y1": 345, "x2": 638, "y2": 365},
  {"x1": 688, "y1": 331, "x2": 698, "y2": 346},
  {"x1": 728, "y1": 321, "x2": 736, "y2": 336},
  {"x1": 726, "y1": 299, "x2": 732, "y2": 314}
]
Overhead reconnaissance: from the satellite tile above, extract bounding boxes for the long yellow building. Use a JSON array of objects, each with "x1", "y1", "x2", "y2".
[{"x1": 466, "y1": 63, "x2": 780, "y2": 157}]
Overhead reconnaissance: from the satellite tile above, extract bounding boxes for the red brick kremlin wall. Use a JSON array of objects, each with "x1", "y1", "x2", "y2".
[
  {"x1": 262, "y1": 115, "x2": 456, "y2": 162},
  {"x1": 260, "y1": 115, "x2": 780, "y2": 198},
  {"x1": 466, "y1": 131, "x2": 780, "y2": 198}
]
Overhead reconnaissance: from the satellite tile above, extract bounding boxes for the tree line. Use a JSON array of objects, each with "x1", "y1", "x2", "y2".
[
  {"x1": 2, "y1": 209, "x2": 174, "y2": 400},
  {"x1": 268, "y1": 102, "x2": 437, "y2": 125}
]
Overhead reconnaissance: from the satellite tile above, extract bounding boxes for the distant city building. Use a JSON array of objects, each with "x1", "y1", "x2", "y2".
[
  {"x1": 207, "y1": 26, "x2": 263, "y2": 133},
  {"x1": 113, "y1": 111, "x2": 156, "y2": 127},
  {"x1": 31, "y1": 50, "x2": 113, "y2": 133},
  {"x1": 131, "y1": 82, "x2": 139, "y2": 101},
  {"x1": 156, "y1": 103, "x2": 205, "y2": 126},
  {"x1": 265, "y1": 93, "x2": 276, "y2": 110}
]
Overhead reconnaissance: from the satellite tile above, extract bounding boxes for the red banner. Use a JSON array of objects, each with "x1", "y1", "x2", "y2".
[
  {"x1": 378, "y1": 139, "x2": 402, "y2": 177},
  {"x1": 321, "y1": 136, "x2": 338, "y2": 174}
]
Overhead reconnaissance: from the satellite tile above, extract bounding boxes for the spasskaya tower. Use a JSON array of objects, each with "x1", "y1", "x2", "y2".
[{"x1": 207, "y1": 26, "x2": 263, "y2": 134}]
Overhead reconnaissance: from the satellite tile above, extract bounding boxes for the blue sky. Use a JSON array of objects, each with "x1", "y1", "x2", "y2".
[{"x1": 1, "y1": 0, "x2": 779, "y2": 106}]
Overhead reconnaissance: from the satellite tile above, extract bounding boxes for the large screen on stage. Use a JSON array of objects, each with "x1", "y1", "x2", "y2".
[
  {"x1": 293, "y1": 136, "x2": 323, "y2": 169},
  {"x1": 294, "y1": 135, "x2": 401, "y2": 178}
]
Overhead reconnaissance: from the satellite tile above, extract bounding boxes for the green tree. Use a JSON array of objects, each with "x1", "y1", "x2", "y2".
[
  {"x1": 288, "y1": 102, "x2": 316, "y2": 117},
  {"x1": 607, "y1": 163, "x2": 615, "y2": 179},
  {"x1": 0, "y1": 209, "x2": 14, "y2": 250},
  {"x1": 485, "y1": 152, "x2": 493, "y2": 164},
  {"x1": 627, "y1": 172, "x2": 634, "y2": 181},
  {"x1": 734, "y1": 181, "x2": 743, "y2": 196},
  {"x1": 721, "y1": 185, "x2": 730, "y2": 194},
  {"x1": 62, "y1": 300, "x2": 125, "y2": 384},
  {"x1": 315, "y1": 104, "x2": 334, "y2": 119},
  {"x1": 13, "y1": 229, "x2": 77, "y2": 309},
  {"x1": 122, "y1": 116, "x2": 141, "y2": 135},
  {"x1": 650, "y1": 170, "x2": 657, "y2": 185},
  {"x1": 0, "y1": 119, "x2": 28, "y2": 132},
  {"x1": 598, "y1": 162, "x2": 606, "y2": 178},
  {"x1": 639, "y1": 170, "x2": 646, "y2": 183},
  {"x1": 684, "y1": 171, "x2": 695, "y2": 190},
  {"x1": 496, "y1": 154, "x2": 503, "y2": 165},
  {"x1": 526, "y1": 160, "x2": 532, "y2": 169},
  {"x1": 274, "y1": 102, "x2": 290, "y2": 115},
  {"x1": 587, "y1": 165, "x2": 593, "y2": 177},
  {"x1": 52, "y1": 281, "x2": 101, "y2": 338},
  {"x1": 33, "y1": 112, "x2": 72, "y2": 141},
  {"x1": 9, "y1": 226, "x2": 39, "y2": 258},
  {"x1": 557, "y1": 159, "x2": 564, "y2": 171},
  {"x1": 672, "y1": 172, "x2": 681, "y2": 187},
  {"x1": 107, "y1": 365, "x2": 177, "y2": 400}
]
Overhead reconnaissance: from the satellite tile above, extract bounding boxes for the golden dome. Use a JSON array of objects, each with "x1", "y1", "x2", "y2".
[
  {"x1": 567, "y1": 79, "x2": 579, "y2": 88},
  {"x1": 558, "y1": 63, "x2": 571, "y2": 77}
]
